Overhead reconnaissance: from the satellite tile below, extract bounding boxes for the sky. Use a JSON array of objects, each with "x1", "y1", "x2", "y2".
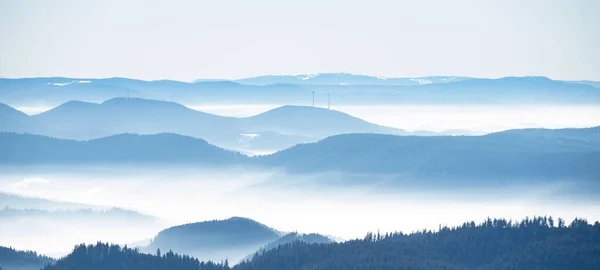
[{"x1": 0, "y1": 0, "x2": 599, "y2": 81}]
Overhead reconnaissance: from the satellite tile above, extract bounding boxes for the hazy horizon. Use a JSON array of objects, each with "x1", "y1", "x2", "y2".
[
  {"x1": 2, "y1": 0, "x2": 600, "y2": 81},
  {"x1": 0, "y1": 73, "x2": 597, "y2": 83}
]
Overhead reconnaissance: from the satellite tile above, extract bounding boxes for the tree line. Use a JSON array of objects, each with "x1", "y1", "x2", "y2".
[{"x1": 38, "y1": 216, "x2": 600, "y2": 270}]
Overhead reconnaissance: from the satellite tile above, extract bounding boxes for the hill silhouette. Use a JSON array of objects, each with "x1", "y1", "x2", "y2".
[
  {"x1": 2, "y1": 127, "x2": 599, "y2": 186},
  {"x1": 232, "y1": 73, "x2": 471, "y2": 86},
  {"x1": 0, "y1": 103, "x2": 31, "y2": 132},
  {"x1": 256, "y1": 126, "x2": 600, "y2": 184},
  {"x1": 0, "y1": 98, "x2": 407, "y2": 152},
  {"x1": 240, "y1": 105, "x2": 406, "y2": 137},
  {"x1": 145, "y1": 217, "x2": 281, "y2": 263},
  {"x1": 0, "y1": 133, "x2": 245, "y2": 165},
  {"x1": 2, "y1": 76, "x2": 599, "y2": 106},
  {"x1": 31, "y1": 98, "x2": 234, "y2": 142},
  {"x1": 0, "y1": 246, "x2": 55, "y2": 270}
]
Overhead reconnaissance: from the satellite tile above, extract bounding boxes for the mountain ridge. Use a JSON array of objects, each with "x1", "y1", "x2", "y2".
[
  {"x1": 1, "y1": 126, "x2": 599, "y2": 187},
  {"x1": 2, "y1": 76, "x2": 599, "y2": 106},
  {"x1": 231, "y1": 73, "x2": 473, "y2": 86},
  {"x1": 0, "y1": 98, "x2": 408, "y2": 152}
]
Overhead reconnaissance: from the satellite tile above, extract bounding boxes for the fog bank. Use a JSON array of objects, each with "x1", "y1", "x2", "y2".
[{"x1": 1, "y1": 165, "x2": 598, "y2": 257}]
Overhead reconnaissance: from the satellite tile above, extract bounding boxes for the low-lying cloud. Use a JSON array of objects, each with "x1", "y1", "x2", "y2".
[
  {"x1": 13, "y1": 177, "x2": 51, "y2": 189},
  {"x1": 1, "y1": 164, "x2": 598, "y2": 258}
]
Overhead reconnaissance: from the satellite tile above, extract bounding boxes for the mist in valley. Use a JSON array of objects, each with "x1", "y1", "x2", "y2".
[
  {"x1": 2, "y1": 102, "x2": 600, "y2": 262},
  {"x1": 1, "y1": 164, "x2": 598, "y2": 260}
]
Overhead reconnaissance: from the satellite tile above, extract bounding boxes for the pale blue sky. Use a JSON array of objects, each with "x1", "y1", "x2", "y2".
[{"x1": 0, "y1": 0, "x2": 599, "y2": 81}]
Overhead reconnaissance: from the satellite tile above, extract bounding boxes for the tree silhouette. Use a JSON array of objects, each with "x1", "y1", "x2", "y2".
[{"x1": 35, "y1": 217, "x2": 600, "y2": 270}]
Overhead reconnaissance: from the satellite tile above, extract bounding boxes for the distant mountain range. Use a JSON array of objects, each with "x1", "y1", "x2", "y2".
[
  {"x1": 1, "y1": 75, "x2": 598, "y2": 107},
  {"x1": 0, "y1": 192, "x2": 103, "y2": 211},
  {"x1": 570, "y1": 80, "x2": 600, "y2": 88},
  {"x1": 2, "y1": 127, "x2": 599, "y2": 186},
  {"x1": 0, "y1": 207, "x2": 158, "y2": 223},
  {"x1": 0, "y1": 192, "x2": 160, "y2": 226},
  {"x1": 230, "y1": 73, "x2": 472, "y2": 86},
  {"x1": 0, "y1": 98, "x2": 411, "y2": 153}
]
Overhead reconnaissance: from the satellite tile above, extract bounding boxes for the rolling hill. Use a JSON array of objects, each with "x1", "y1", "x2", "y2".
[
  {"x1": 239, "y1": 105, "x2": 406, "y2": 137},
  {"x1": 0, "y1": 104, "x2": 30, "y2": 132},
  {"x1": 144, "y1": 217, "x2": 281, "y2": 263},
  {"x1": 30, "y1": 98, "x2": 234, "y2": 141},
  {"x1": 0, "y1": 133, "x2": 244, "y2": 165},
  {"x1": 2, "y1": 127, "x2": 599, "y2": 188},
  {"x1": 256, "y1": 126, "x2": 600, "y2": 184},
  {"x1": 0, "y1": 98, "x2": 407, "y2": 152}
]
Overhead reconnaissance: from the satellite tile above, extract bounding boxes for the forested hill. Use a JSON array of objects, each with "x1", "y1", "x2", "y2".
[
  {"x1": 41, "y1": 243, "x2": 228, "y2": 270},
  {"x1": 40, "y1": 217, "x2": 600, "y2": 270},
  {"x1": 242, "y1": 233, "x2": 332, "y2": 262},
  {"x1": 145, "y1": 217, "x2": 281, "y2": 263},
  {"x1": 258, "y1": 126, "x2": 600, "y2": 181},
  {"x1": 238, "y1": 217, "x2": 600, "y2": 270},
  {"x1": 0, "y1": 246, "x2": 55, "y2": 270}
]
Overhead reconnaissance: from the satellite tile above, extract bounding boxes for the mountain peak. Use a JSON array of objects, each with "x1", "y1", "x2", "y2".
[
  {"x1": 39, "y1": 100, "x2": 99, "y2": 115},
  {"x1": 101, "y1": 97, "x2": 179, "y2": 106},
  {"x1": 252, "y1": 105, "x2": 356, "y2": 120},
  {"x1": 254, "y1": 105, "x2": 366, "y2": 121},
  {"x1": 244, "y1": 105, "x2": 403, "y2": 137},
  {"x1": 276, "y1": 105, "x2": 330, "y2": 111},
  {"x1": 159, "y1": 216, "x2": 275, "y2": 234},
  {"x1": 61, "y1": 100, "x2": 97, "y2": 107},
  {"x1": 99, "y1": 98, "x2": 199, "y2": 112},
  {"x1": 0, "y1": 103, "x2": 28, "y2": 117}
]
